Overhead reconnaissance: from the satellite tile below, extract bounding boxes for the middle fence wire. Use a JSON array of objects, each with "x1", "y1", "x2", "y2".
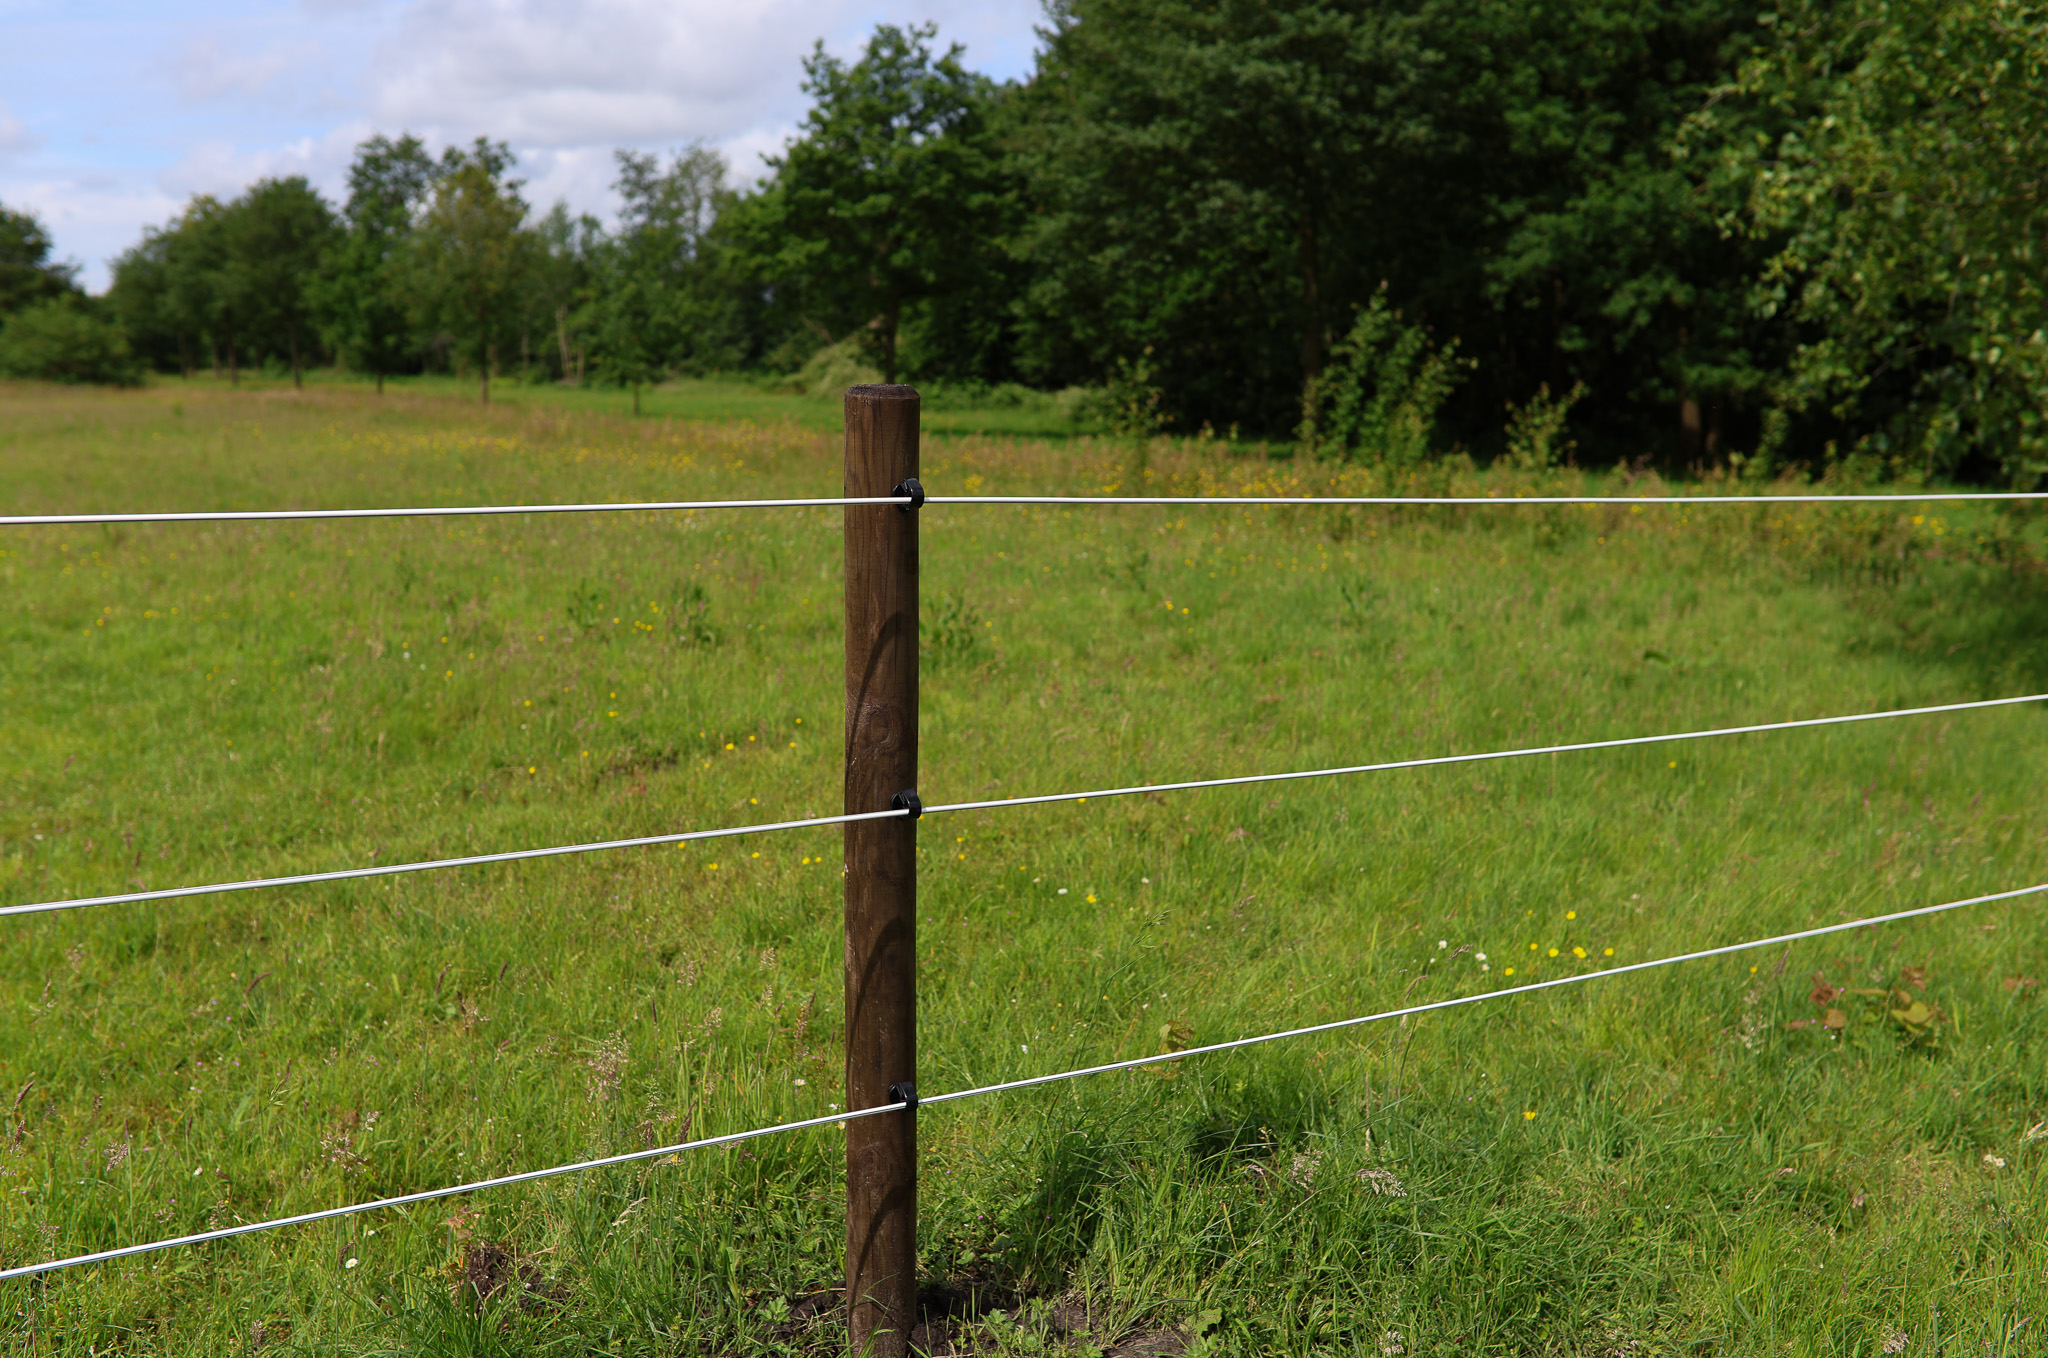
[{"x1": 9, "y1": 691, "x2": 2044, "y2": 918}]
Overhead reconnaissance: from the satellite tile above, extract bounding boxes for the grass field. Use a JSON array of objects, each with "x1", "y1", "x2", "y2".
[
  {"x1": 235, "y1": 369, "x2": 1103, "y2": 442},
  {"x1": 2, "y1": 375, "x2": 2047, "y2": 1357}
]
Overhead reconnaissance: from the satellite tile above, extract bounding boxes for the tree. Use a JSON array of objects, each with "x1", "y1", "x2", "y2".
[
  {"x1": 1717, "y1": 0, "x2": 2048, "y2": 481},
  {"x1": 106, "y1": 227, "x2": 182, "y2": 373},
  {"x1": 587, "y1": 145, "x2": 737, "y2": 409},
  {"x1": 0, "y1": 205, "x2": 80, "y2": 315},
  {"x1": 229, "y1": 177, "x2": 336, "y2": 388},
  {"x1": 1434, "y1": 0, "x2": 1775, "y2": 462},
  {"x1": 320, "y1": 134, "x2": 436, "y2": 393},
  {"x1": 526, "y1": 201, "x2": 602, "y2": 384},
  {"x1": 410, "y1": 138, "x2": 531, "y2": 404},
  {"x1": 748, "y1": 24, "x2": 1009, "y2": 383},
  {"x1": 0, "y1": 299, "x2": 139, "y2": 386},
  {"x1": 163, "y1": 197, "x2": 246, "y2": 383},
  {"x1": 1014, "y1": 0, "x2": 1775, "y2": 449},
  {"x1": 1014, "y1": 0, "x2": 1438, "y2": 433}
]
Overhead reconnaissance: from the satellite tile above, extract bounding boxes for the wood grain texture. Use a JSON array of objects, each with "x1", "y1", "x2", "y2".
[{"x1": 842, "y1": 384, "x2": 919, "y2": 1358}]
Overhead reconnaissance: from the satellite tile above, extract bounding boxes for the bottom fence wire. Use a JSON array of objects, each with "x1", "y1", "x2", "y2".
[{"x1": 5, "y1": 875, "x2": 2041, "y2": 1283}]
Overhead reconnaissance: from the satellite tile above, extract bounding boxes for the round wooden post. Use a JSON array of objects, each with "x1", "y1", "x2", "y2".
[{"x1": 843, "y1": 384, "x2": 919, "y2": 1358}]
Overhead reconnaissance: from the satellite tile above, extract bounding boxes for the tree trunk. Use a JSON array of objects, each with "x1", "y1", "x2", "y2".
[
  {"x1": 556, "y1": 306, "x2": 574, "y2": 382},
  {"x1": 1675, "y1": 326, "x2": 1698, "y2": 462},
  {"x1": 1298, "y1": 214, "x2": 1323, "y2": 385}
]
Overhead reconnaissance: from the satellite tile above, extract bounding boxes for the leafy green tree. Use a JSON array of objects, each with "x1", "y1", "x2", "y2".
[
  {"x1": 748, "y1": 23, "x2": 1009, "y2": 383},
  {"x1": 1434, "y1": 0, "x2": 1775, "y2": 462},
  {"x1": 106, "y1": 227, "x2": 183, "y2": 373},
  {"x1": 228, "y1": 177, "x2": 337, "y2": 388},
  {"x1": 410, "y1": 138, "x2": 531, "y2": 404},
  {"x1": 525, "y1": 201, "x2": 602, "y2": 384},
  {"x1": 0, "y1": 299, "x2": 139, "y2": 386},
  {"x1": 156, "y1": 196, "x2": 249, "y2": 383},
  {"x1": 1015, "y1": 0, "x2": 1434, "y2": 432},
  {"x1": 110, "y1": 200, "x2": 238, "y2": 379},
  {"x1": 1016, "y1": 0, "x2": 1775, "y2": 449},
  {"x1": 320, "y1": 134, "x2": 436, "y2": 392},
  {"x1": 1717, "y1": 0, "x2": 2048, "y2": 481},
  {"x1": 0, "y1": 205, "x2": 79, "y2": 315},
  {"x1": 107, "y1": 199, "x2": 234, "y2": 380},
  {"x1": 587, "y1": 145, "x2": 740, "y2": 409}
]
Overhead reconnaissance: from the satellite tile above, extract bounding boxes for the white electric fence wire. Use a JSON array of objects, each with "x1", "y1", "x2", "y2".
[
  {"x1": 0, "y1": 496, "x2": 912, "y2": 527},
  {"x1": 922, "y1": 691, "x2": 2048, "y2": 818},
  {"x1": 927, "y1": 492, "x2": 2048, "y2": 506},
  {"x1": 7, "y1": 490, "x2": 2048, "y2": 528},
  {"x1": 8, "y1": 693, "x2": 2042, "y2": 919},
  {"x1": 0, "y1": 1100, "x2": 909, "y2": 1282},
  {"x1": 5, "y1": 874, "x2": 2037, "y2": 1283},
  {"x1": 0, "y1": 809, "x2": 908, "y2": 919},
  {"x1": 917, "y1": 877, "x2": 2048, "y2": 1111}
]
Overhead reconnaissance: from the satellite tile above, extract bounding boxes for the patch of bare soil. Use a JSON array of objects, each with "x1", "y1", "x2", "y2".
[
  {"x1": 763, "y1": 1276, "x2": 1196, "y2": 1358},
  {"x1": 910, "y1": 1272, "x2": 1023, "y2": 1355},
  {"x1": 450, "y1": 1238, "x2": 566, "y2": 1313},
  {"x1": 1103, "y1": 1325, "x2": 1189, "y2": 1358}
]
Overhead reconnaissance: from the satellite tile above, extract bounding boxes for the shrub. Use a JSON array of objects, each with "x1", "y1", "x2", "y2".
[
  {"x1": 792, "y1": 336, "x2": 881, "y2": 397},
  {"x1": 0, "y1": 300, "x2": 141, "y2": 386},
  {"x1": 1298, "y1": 294, "x2": 1469, "y2": 464},
  {"x1": 1503, "y1": 381, "x2": 1587, "y2": 472}
]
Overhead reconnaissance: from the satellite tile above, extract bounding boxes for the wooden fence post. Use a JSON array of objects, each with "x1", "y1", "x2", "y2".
[{"x1": 843, "y1": 384, "x2": 921, "y2": 1358}]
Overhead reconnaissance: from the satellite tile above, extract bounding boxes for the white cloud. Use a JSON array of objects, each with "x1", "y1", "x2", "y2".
[
  {"x1": 2, "y1": 174, "x2": 184, "y2": 279},
  {"x1": 721, "y1": 122, "x2": 798, "y2": 184},
  {"x1": 0, "y1": 98, "x2": 39, "y2": 160},
  {"x1": 159, "y1": 124, "x2": 370, "y2": 203},
  {"x1": 2, "y1": 0, "x2": 1046, "y2": 290},
  {"x1": 172, "y1": 33, "x2": 321, "y2": 103},
  {"x1": 370, "y1": 0, "x2": 1038, "y2": 147},
  {"x1": 373, "y1": 0, "x2": 862, "y2": 146},
  {"x1": 515, "y1": 143, "x2": 625, "y2": 217}
]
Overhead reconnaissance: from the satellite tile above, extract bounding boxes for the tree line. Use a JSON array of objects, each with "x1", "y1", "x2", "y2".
[{"x1": 2, "y1": 0, "x2": 2043, "y2": 479}]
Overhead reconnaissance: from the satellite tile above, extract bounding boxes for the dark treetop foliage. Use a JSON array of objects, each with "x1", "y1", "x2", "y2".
[
  {"x1": 407, "y1": 138, "x2": 532, "y2": 406},
  {"x1": 317, "y1": 134, "x2": 437, "y2": 392},
  {"x1": 741, "y1": 23, "x2": 1016, "y2": 384},
  {"x1": 584, "y1": 145, "x2": 748, "y2": 409},
  {"x1": 66, "y1": 1, "x2": 2048, "y2": 480},
  {"x1": 0, "y1": 206, "x2": 81, "y2": 316}
]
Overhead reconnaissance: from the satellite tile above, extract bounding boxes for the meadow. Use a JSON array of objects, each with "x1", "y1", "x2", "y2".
[{"x1": 1, "y1": 375, "x2": 2046, "y2": 1357}]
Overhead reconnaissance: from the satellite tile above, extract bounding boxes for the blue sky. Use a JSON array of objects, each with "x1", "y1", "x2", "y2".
[{"x1": 0, "y1": 1, "x2": 1045, "y2": 290}]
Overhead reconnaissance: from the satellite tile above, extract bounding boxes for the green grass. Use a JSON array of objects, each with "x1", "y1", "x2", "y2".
[
  {"x1": 228, "y1": 367, "x2": 1102, "y2": 440},
  {"x1": 2, "y1": 377, "x2": 2047, "y2": 1356}
]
